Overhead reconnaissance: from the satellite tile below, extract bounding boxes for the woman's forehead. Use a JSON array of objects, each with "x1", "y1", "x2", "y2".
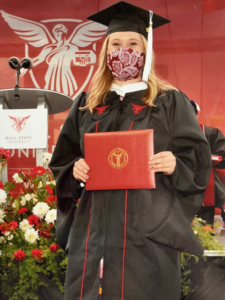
[{"x1": 109, "y1": 31, "x2": 142, "y2": 41}]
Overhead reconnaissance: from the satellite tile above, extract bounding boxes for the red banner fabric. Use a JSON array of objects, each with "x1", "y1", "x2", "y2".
[{"x1": 0, "y1": 0, "x2": 225, "y2": 179}]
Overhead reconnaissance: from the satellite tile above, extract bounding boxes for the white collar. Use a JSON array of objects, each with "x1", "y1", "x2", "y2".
[{"x1": 110, "y1": 82, "x2": 148, "y2": 97}]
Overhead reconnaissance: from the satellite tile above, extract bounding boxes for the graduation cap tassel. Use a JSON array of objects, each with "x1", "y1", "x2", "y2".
[
  {"x1": 142, "y1": 10, "x2": 153, "y2": 82},
  {"x1": 97, "y1": 257, "x2": 104, "y2": 300}
]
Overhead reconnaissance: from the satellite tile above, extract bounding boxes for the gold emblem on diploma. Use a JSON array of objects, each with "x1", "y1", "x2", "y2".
[{"x1": 108, "y1": 148, "x2": 128, "y2": 169}]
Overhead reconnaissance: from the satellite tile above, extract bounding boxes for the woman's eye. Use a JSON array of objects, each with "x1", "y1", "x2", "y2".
[
  {"x1": 130, "y1": 43, "x2": 137, "y2": 46},
  {"x1": 112, "y1": 43, "x2": 120, "y2": 46}
]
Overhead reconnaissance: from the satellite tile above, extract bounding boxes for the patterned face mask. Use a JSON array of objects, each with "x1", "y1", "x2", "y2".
[{"x1": 106, "y1": 47, "x2": 145, "y2": 81}]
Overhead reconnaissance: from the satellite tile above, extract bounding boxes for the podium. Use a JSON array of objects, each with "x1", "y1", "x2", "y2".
[{"x1": 0, "y1": 87, "x2": 73, "y2": 183}]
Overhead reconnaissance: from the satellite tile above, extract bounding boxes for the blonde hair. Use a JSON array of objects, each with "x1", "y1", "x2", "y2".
[{"x1": 84, "y1": 35, "x2": 176, "y2": 112}]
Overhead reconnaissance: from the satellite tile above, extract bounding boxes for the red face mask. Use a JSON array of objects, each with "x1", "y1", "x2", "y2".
[{"x1": 106, "y1": 47, "x2": 145, "y2": 81}]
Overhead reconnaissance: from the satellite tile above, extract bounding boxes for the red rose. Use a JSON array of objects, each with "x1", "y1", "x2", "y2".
[
  {"x1": 14, "y1": 250, "x2": 25, "y2": 261},
  {"x1": 0, "y1": 181, "x2": 4, "y2": 190},
  {"x1": 0, "y1": 148, "x2": 11, "y2": 160},
  {"x1": 8, "y1": 221, "x2": 18, "y2": 231},
  {"x1": 23, "y1": 170, "x2": 32, "y2": 178},
  {"x1": 32, "y1": 166, "x2": 47, "y2": 176},
  {"x1": 0, "y1": 221, "x2": 18, "y2": 233},
  {"x1": 39, "y1": 229, "x2": 51, "y2": 239},
  {"x1": 35, "y1": 221, "x2": 44, "y2": 230},
  {"x1": 18, "y1": 207, "x2": 29, "y2": 215},
  {"x1": 0, "y1": 222, "x2": 8, "y2": 233},
  {"x1": 46, "y1": 195, "x2": 56, "y2": 205},
  {"x1": 48, "y1": 222, "x2": 53, "y2": 229},
  {"x1": 49, "y1": 244, "x2": 60, "y2": 253},
  {"x1": 45, "y1": 185, "x2": 53, "y2": 195},
  {"x1": 28, "y1": 215, "x2": 40, "y2": 225},
  {"x1": 31, "y1": 249, "x2": 42, "y2": 260}
]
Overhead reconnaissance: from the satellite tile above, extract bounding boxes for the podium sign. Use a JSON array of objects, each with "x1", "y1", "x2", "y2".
[{"x1": 0, "y1": 108, "x2": 48, "y2": 149}]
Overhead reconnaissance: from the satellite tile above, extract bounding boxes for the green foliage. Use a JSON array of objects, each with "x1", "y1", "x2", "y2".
[
  {"x1": 191, "y1": 217, "x2": 224, "y2": 251},
  {"x1": 181, "y1": 217, "x2": 225, "y2": 298},
  {"x1": 0, "y1": 166, "x2": 66, "y2": 300},
  {"x1": 181, "y1": 253, "x2": 197, "y2": 296},
  {"x1": 4, "y1": 182, "x2": 16, "y2": 192},
  {"x1": 0, "y1": 246, "x2": 66, "y2": 300}
]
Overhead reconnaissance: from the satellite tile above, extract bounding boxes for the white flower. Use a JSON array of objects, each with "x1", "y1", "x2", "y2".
[
  {"x1": 25, "y1": 194, "x2": 32, "y2": 201},
  {"x1": 0, "y1": 236, "x2": 5, "y2": 243},
  {"x1": 43, "y1": 152, "x2": 52, "y2": 168},
  {"x1": 3, "y1": 231, "x2": 10, "y2": 237},
  {"x1": 38, "y1": 181, "x2": 43, "y2": 189},
  {"x1": 30, "y1": 193, "x2": 38, "y2": 203},
  {"x1": 0, "y1": 208, "x2": 5, "y2": 220},
  {"x1": 7, "y1": 234, "x2": 13, "y2": 240},
  {"x1": 45, "y1": 209, "x2": 57, "y2": 224},
  {"x1": 0, "y1": 219, "x2": 4, "y2": 224},
  {"x1": 20, "y1": 197, "x2": 26, "y2": 206},
  {"x1": 0, "y1": 189, "x2": 7, "y2": 205},
  {"x1": 32, "y1": 202, "x2": 49, "y2": 218},
  {"x1": 12, "y1": 203, "x2": 16, "y2": 208},
  {"x1": 46, "y1": 180, "x2": 56, "y2": 186},
  {"x1": 43, "y1": 152, "x2": 52, "y2": 160},
  {"x1": 19, "y1": 219, "x2": 33, "y2": 232},
  {"x1": 24, "y1": 228, "x2": 39, "y2": 243},
  {"x1": 12, "y1": 173, "x2": 23, "y2": 183}
]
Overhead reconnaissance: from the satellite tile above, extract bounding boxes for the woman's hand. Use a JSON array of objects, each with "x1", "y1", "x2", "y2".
[
  {"x1": 73, "y1": 158, "x2": 90, "y2": 182},
  {"x1": 149, "y1": 151, "x2": 176, "y2": 175}
]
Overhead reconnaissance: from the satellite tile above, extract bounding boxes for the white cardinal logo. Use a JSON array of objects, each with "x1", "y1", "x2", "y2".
[
  {"x1": 9, "y1": 115, "x2": 31, "y2": 132},
  {"x1": 1, "y1": 11, "x2": 107, "y2": 99}
]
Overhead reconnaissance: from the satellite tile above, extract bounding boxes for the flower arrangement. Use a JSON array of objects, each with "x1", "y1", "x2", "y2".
[
  {"x1": 191, "y1": 217, "x2": 224, "y2": 251},
  {"x1": 0, "y1": 148, "x2": 11, "y2": 173},
  {"x1": 0, "y1": 158, "x2": 67, "y2": 300},
  {"x1": 181, "y1": 217, "x2": 224, "y2": 297}
]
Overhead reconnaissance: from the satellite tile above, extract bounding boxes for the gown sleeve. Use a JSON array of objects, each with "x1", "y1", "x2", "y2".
[
  {"x1": 205, "y1": 126, "x2": 225, "y2": 158},
  {"x1": 49, "y1": 92, "x2": 86, "y2": 250},
  {"x1": 162, "y1": 90, "x2": 212, "y2": 196},
  {"x1": 204, "y1": 126, "x2": 225, "y2": 209}
]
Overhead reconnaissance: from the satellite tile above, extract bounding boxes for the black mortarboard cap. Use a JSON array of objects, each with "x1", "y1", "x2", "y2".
[{"x1": 87, "y1": 1, "x2": 170, "y2": 40}]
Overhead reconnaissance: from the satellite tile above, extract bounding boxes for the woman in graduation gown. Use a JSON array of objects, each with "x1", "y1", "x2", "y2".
[
  {"x1": 191, "y1": 100, "x2": 225, "y2": 225},
  {"x1": 49, "y1": 2, "x2": 211, "y2": 300}
]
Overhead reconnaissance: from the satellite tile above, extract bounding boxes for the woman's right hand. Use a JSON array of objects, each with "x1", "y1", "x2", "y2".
[{"x1": 73, "y1": 158, "x2": 90, "y2": 182}]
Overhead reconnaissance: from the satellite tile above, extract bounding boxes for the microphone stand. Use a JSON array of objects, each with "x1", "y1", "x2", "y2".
[
  {"x1": 15, "y1": 68, "x2": 20, "y2": 99},
  {"x1": 15, "y1": 69, "x2": 20, "y2": 88}
]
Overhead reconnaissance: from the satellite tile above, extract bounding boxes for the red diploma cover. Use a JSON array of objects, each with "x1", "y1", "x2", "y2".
[{"x1": 84, "y1": 129, "x2": 155, "y2": 190}]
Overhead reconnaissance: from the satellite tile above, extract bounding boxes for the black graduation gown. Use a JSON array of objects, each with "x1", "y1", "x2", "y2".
[
  {"x1": 198, "y1": 125, "x2": 225, "y2": 224},
  {"x1": 49, "y1": 89, "x2": 211, "y2": 300}
]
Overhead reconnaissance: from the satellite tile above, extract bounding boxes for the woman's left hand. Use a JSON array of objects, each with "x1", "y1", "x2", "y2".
[{"x1": 149, "y1": 151, "x2": 176, "y2": 175}]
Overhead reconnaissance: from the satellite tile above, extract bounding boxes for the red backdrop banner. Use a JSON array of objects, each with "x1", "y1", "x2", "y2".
[{"x1": 0, "y1": 0, "x2": 225, "y2": 177}]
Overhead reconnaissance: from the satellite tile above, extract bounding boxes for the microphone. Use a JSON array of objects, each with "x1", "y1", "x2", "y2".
[
  {"x1": 8, "y1": 57, "x2": 20, "y2": 70},
  {"x1": 20, "y1": 57, "x2": 33, "y2": 69}
]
